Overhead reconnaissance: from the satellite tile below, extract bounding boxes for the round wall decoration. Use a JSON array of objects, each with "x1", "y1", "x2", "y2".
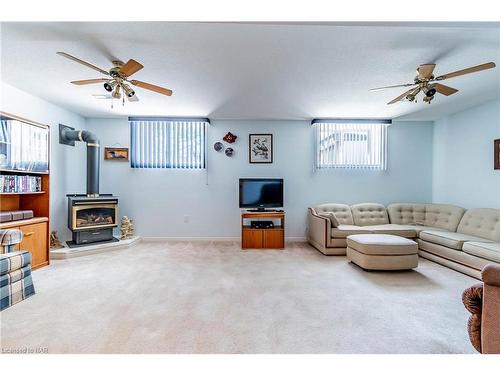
[
  {"x1": 214, "y1": 142, "x2": 224, "y2": 152},
  {"x1": 225, "y1": 147, "x2": 234, "y2": 157},
  {"x1": 223, "y1": 132, "x2": 237, "y2": 143}
]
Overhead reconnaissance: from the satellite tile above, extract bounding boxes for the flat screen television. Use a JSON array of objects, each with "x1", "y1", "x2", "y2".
[{"x1": 239, "y1": 178, "x2": 284, "y2": 210}]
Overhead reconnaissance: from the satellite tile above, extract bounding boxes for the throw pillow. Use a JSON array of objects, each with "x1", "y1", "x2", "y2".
[{"x1": 319, "y1": 212, "x2": 339, "y2": 228}]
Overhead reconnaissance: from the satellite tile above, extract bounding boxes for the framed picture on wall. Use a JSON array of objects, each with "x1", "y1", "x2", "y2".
[
  {"x1": 104, "y1": 147, "x2": 129, "y2": 161},
  {"x1": 249, "y1": 134, "x2": 273, "y2": 164},
  {"x1": 495, "y1": 139, "x2": 500, "y2": 170}
]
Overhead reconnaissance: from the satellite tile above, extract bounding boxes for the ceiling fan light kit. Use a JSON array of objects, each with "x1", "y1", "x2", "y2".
[
  {"x1": 57, "y1": 52, "x2": 173, "y2": 107},
  {"x1": 370, "y1": 61, "x2": 496, "y2": 105},
  {"x1": 104, "y1": 80, "x2": 117, "y2": 92},
  {"x1": 123, "y1": 84, "x2": 135, "y2": 98},
  {"x1": 112, "y1": 85, "x2": 121, "y2": 99}
]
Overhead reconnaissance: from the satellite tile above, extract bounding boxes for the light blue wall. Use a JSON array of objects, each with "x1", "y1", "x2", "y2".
[
  {"x1": 433, "y1": 98, "x2": 500, "y2": 208},
  {"x1": 85, "y1": 118, "x2": 434, "y2": 239},
  {"x1": 1, "y1": 82, "x2": 88, "y2": 239}
]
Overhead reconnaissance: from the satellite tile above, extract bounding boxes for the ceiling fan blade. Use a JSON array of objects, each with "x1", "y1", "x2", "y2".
[
  {"x1": 434, "y1": 83, "x2": 458, "y2": 96},
  {"x1": 418, "y1": 64, "x2": 436, "y2": 80},
  {"x1": 57, "y1": 52, "x2": 110, "y2": 76},
  {"x1": 369, "y1": 83, "x2": 415, "y2": 91},
  {"x1": 387, "y1": 87, "x2": 419, "y2": 105},
  {"x1": 130, "y1": 80, "x2": 173, "y2": 96},
  {"x1": 435, "y1": 62, "x2": 496, "y2": 81},
  {"x1": 71, "y1": 78, "x2": 110, "y2": 85},
  {"x1": 128, "y1": 94, "x2": 139, "y2": 102},
  {"x1": 119, "y1": 59, "x2": 144, "y2": 77}
]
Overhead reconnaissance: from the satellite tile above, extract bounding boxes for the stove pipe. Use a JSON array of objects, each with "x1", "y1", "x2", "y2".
[{"x1": 61, "y1": 128, "x2": 100, "y2": 197}]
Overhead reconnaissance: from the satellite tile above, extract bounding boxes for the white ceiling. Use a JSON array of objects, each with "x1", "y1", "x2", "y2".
[{"x1": 1, "y1": 22, "x2": 499, "y2": 120}]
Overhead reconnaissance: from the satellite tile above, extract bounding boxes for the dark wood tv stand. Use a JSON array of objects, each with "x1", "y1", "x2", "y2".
[{"x1": 241, "y1": 211, "x2": 285, "y2": 250}]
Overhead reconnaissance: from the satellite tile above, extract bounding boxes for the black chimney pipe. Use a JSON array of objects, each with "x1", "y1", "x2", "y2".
[{"x1": 60, "y1": 128, "x2": 100, "y2": 197}]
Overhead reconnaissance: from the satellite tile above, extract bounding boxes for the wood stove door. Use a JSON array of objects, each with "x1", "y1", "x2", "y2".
[{"x1": 72, "y1": 204, "x2": 117, "y2": 230}]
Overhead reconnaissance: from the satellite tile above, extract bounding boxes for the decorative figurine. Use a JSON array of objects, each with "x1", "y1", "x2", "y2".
[
  {"x1": 223, "y1": 132, "x2": 237, "y2": 143},
  {"x1": 120, "y1": 216, "x2": 135, "y2": 240},
  {"x1": 50, "y1": 231, "x2": 64, "y2": 249}
]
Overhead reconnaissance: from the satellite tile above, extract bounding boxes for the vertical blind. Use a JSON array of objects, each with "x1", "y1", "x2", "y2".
[
  {"x1": 129, "y1": 118, "x2": 209, "y2": 169},
  {"x1": 313, "y1": 120, "x2": 389, "y2": 170},
  {"x1": 0, "y1": 119, "x2": 49, "y2": 172}
]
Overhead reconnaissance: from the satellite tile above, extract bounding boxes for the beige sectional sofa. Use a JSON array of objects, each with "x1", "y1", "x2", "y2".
[{"x1": 308, "y1": 203, "x2": 500, "y2": 279}]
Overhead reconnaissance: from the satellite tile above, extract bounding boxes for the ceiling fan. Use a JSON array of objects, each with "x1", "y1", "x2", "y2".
[
  {"x1": 57, "y1": 52, "x2": 173, "y2": 104},
  {"x1": 370, "y1": 62, "x2": 496, "y2": 105}
]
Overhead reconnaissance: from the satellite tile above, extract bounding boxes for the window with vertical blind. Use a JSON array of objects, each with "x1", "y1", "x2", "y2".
[
  {"x1": 129, "y1": 117, "x2": 209, "y2": 169},
  {"x1": 0, "y1": 117, "x2": 49, "y2": 172},
  {"x1": 313, "y1": 119, "x2": 390, "y2": 170}
]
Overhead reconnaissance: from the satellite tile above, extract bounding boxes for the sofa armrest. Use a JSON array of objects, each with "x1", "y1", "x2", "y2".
[
  {"x1": 308, "y1": 208, "x2": 331, "y2": 250},
  {"x1": 0, "y1": 250, "x2": 32, "y2": 276},
  {"x1": 482, "y1": 264, "x2": 500, "y2": 354},
  {"x1": 483, "y1": 264, "x2": 500, "y2": 287}
]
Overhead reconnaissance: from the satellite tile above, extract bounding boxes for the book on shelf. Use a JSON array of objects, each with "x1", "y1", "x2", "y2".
[{"x1": 0, "y1": 174, "x2": 42, "y2": 193}]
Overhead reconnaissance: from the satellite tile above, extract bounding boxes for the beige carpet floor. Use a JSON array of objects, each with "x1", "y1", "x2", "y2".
[{"x1": 0, "y1": 241, "x2": 476, "y2": 354}]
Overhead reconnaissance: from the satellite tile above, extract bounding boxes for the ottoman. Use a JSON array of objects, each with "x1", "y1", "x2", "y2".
[{"x1": 346, "y1": 234, "x2": 418, "y2": 271}]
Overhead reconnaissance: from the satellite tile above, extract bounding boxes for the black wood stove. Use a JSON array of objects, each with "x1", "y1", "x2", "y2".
[
  {"x1": 60, "y1": 125, "x2": 119, "y2": 247},
  {"x1": 67, "y1": 194, "x2": 119, "y2": 246}
]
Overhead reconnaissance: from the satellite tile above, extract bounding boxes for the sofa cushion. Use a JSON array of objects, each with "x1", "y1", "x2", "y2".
[
  {"x1": 332, "y1": 225, "x2": 372, "y2": 238},
  {"x1": 362, "y1": 224, "x2": 417, "y2": 238},
  {"x1": 318, "y1": 212, "x2": 339, "y2": 228},
  {"x1": 406, "y1": 225, "x2": 449, "y2": 235},
  {"x1": 315, "y1": 203, "x2": 354, "y2": 225},
  {"x1": 347, "y1": 234, "x2": 417, "y2": 255},
  {"x1": 423, "y1": 204, "x2": 465, "y2": 232},
  {"x1": 419, "y1": 230, "x2": 492, "y2": 250},
  {"x1": 457, "y1": 208, "x2": 500, "y2": 242},
  {"x1": 351, "y1": 203, "x2": 390, "y2": 226},
  {"x1": 387, "y1": 203, "x2": 426, "y2": 225},
  {"x1": 463, "y1": 242, "x2": 500, "y2": 263}
]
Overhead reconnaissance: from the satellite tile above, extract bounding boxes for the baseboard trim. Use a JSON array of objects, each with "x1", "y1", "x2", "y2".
[
  {"x1": 142, "y1": 237, "x2": 240, "y2": 242},
  {"x1": 142, "y1": 236, "x2": 307, "y2": 243},
  {"x1": 286, "y1": 237, "x2": 307, "y2": 243}
]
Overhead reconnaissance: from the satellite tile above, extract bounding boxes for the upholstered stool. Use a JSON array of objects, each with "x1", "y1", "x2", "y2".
[{"x1": 346, "y1": 234, "x2": 418, "y2": 271}]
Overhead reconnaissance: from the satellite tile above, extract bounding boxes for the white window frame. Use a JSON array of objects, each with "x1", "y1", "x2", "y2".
[{"x1": 313, "y1": 119, "x2": 390, "y2": 170}]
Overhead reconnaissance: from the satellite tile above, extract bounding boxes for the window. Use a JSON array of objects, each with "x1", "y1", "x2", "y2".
[
  {"x1": 129, "y1": 117, "x2": 209, "y2": 169},
  {"x1": 313, "y1": 119, "x2": 389, "y2": 170},
  {"x1": 0, "y1": 118, "x2": 49, "y2": 173}
]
